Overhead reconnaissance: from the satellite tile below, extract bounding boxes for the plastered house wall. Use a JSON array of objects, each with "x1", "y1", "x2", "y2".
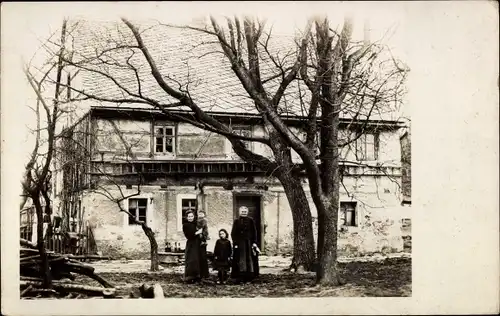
[
  {"x1": 62, "y1": 114, "x2": 410, "y2": 259},
  {"x1": 80, "y1": 176, "x2": 409, "y2": 259}
]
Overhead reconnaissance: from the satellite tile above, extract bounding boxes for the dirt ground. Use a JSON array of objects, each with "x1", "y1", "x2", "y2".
[{"x1": 76, "y1": 257, "x2": 411, "y2": 298}]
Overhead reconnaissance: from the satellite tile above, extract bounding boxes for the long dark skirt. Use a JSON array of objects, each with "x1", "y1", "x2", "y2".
[
  {"x1": 184, "y1": 238, "x2": 202, "y2": 282},
  {"x1": 199, "y1": 244, "x2": 210, "y2": 279},
  {"x1": 231, "y1": 240, "x2": 259, "y2": 282}
]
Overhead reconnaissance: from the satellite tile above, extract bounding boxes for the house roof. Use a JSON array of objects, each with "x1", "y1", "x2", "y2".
[{"x1": 70, "y1": 19, "x2": 405, "y2": 122}]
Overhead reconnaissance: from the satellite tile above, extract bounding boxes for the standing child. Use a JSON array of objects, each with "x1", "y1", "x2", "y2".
[
  {"x1": 213, "y1": 229, "x2": 232, "y2": 284},
  {"x1": 196, "y1": 210, "x2": 210, "y2": 279}
]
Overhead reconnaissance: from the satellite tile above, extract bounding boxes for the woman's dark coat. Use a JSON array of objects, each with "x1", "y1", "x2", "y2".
[{"x1": 230, "y1": 216, "x2": 260, "y2": 280}]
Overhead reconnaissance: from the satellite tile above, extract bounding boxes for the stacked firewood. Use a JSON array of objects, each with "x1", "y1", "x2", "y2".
[{"x1": 20, "y1": 238, "x2": 116, "y2": 299}]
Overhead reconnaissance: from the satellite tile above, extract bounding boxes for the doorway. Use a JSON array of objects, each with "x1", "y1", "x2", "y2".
[{"x1": 233, "y1": 194, "x2": 263, "y2": 249}]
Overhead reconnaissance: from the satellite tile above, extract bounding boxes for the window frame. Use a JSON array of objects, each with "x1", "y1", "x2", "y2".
[
  {"x1": 228, "y1": 126, "x2": 254, "y2": 157},
  {"x1": 153, "y1": 124, "x2": 176, "y2": 156},
  {"x1": 176, "y1": 194, "x2": 198, "y2": 231},
  {"x1": 340, "y1": 201, "x2": 358, "y2": 227},
  {"x1": 355, "y1": 132, "x2": 379, "y2": 161},
  {"x1": 127, "y1": 197, "x2": 149, "y2": 225}
]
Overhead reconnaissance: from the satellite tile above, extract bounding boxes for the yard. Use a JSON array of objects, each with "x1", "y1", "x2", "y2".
[{"x1": 71, "y1": 256, "x2": 411, "y2": 298}]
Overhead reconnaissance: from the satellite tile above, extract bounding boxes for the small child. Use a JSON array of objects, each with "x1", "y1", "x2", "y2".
[
  {"x1": 196, "y1": 210, "x2": 209, "y2": 246},
  {"x1": 213, "y1": 229, "x2": 232, "y2": 284}
]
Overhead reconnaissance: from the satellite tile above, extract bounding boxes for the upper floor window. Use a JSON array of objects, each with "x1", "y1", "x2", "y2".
[
  {"x1": 232, "y1": 126, "x2": 253, "y2": 149},
  {"x1": 155, "y1": 125, "x2": 175, "y2": 154},
  {"x1": 128, "y1": 198, "x2": 148, "y2": 225},
  {"x1": 355, "y1": 133, "x2": 379, "y2": 161},
  {"x1": 340, "y1": 201, "x2": 357, "y2": 227},
  {"x1": 229, "y1": 126, "x2": 253, "y2": 158}
]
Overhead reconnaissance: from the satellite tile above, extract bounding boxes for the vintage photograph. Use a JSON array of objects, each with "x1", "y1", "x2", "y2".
[{"x1": 16, "y1": 6, "x2": 412, "y2": 300}]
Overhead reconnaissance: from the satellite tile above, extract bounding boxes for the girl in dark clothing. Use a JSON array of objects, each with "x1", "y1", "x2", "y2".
[
  {"x1": 182, "y1": 211, "x2": 204, "y2": 283},
  {"x1": 213, "y1": 229, "x2": 232, "y2": 284}
]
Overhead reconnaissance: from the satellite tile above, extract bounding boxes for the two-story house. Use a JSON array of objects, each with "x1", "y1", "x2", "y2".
[
  {"x1": 52, "y1": 104, "x2": 409, "y2": 259},
  {"x1": 50, "y1": 20, "x2": 411, "y2": 259}
]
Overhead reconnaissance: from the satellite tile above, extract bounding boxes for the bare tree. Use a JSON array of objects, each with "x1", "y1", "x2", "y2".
[{"x1": 49, "y1": 16, "x2": 407, "y2": 284}]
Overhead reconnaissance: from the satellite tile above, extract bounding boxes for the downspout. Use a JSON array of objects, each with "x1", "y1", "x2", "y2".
[{"x1": 276, "y1": 192, "x2": 280, "y2": 254}]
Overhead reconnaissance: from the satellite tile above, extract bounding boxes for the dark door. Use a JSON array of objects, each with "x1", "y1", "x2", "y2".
[{"x1": 234, "y1": 195, "x2": 262, "y2": 249}]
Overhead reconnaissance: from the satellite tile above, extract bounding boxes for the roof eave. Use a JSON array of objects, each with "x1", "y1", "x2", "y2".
[{"x1": 88, "y1": 105, "x2": 407, "y2": 127}]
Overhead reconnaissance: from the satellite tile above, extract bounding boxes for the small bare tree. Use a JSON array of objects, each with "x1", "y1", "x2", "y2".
[
  {"x1": 21, "y1": 19, "x2": 73, "y2": 287},
  {"x1": 56, "y1": 116, "x2": 161, "y2": 271}
]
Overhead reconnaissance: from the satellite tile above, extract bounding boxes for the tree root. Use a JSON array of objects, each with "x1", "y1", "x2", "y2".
[{"x1": 285, "y1": 260, "x2": 316, "y2": 273}]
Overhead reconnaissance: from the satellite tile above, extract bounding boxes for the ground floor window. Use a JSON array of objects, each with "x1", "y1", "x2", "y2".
[
  {"x1": 340, "y1": 201, "x2": 357, "y2": 226},
  {"x1": 128, "y1": 198, "x2": 148, "y2": 225},
  {"x1": 181, "y1": 198, "x2": 197, "y2": 225}
]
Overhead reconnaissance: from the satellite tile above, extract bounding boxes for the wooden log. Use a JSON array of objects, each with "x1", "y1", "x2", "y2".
[
  {"x1": 20, "y1": 247, "x2": 55, "y2": 256},
  {"x1": 59, "y1": 264, "x2": 113, "y2": 288},
  {"x1": 20, "y1": 255, "x2": 41, "y2": 262},
  {"x1": 20, "y1": 247, "x2": 40, "y2": 254},
  {"x1": 64, "y1": 255, "x2": 110, "y2": 261},
  {"x1": 48, "y1": 257, "x2": 67, "y2": 264},
  {"x1": 21, "y1": 276, "x2": 44, "y2": 282},
  {"x1": 20, "y1": 260, "x2": 41, "y2": 266},
  {"x1": 20, "y1": 285, "x2": 33, "y2": 297},
  {"x1": 20, "y1": 280, "x2": 116, "y2": 297},
  {"x1": 21, "y1": 277, "x2": 79, "y2": 285},
  {"x1": 65, "y1": 260, "x2": 95, "y2": 273},
  {"x1": 29, "y1": 289, "x2": 59, "y2": 297},
  {"x1": 20, "y1": 239, "x2": 37, "y2": 249},
  {"x1": 21, "y1": 255, "x2": 65, "y2": 266},
  {"x1": 72, "y1": 268, "x2": 113, "y2": 288}
]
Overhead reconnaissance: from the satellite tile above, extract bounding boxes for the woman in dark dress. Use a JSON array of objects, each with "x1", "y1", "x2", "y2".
[
  {"x1": 213, "y1": 228, "x2": 232, "y2": 284},
  {"x1": 230, "y1": 206, "x2": 260, "y2": 283},
  {"x1": 182, "y1": 211, "x2": 204, "y2": 283}
]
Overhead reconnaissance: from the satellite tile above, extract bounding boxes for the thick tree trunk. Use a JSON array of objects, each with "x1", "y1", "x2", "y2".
[
  {"x1": 315, "y1": 202, "x2": 341, "y2": 285},
  {"x1": 314, "y1": 17, "x2": 344, "y2": 286},
  {"x1": 34, "y1": 199, "x2": 52, "y2": 288},
  {"x1": 142, "y1": 225, "x2": 159, "y2": 271},
  {"x1": 279, "y1": 174, "x2": 316, "y2": 271},
  {"x1": 266, "y1": 123, "x2": 316, "y2": 271}
]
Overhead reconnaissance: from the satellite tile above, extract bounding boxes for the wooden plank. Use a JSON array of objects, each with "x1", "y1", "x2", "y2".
[{"x1": 20, "y1": 280, "x2": 116, "y2": 297}]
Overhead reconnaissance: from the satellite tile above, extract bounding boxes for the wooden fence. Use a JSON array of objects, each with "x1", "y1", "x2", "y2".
[{"x1": 44, "y1": 225, "x2": 99, "y2": 259}]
